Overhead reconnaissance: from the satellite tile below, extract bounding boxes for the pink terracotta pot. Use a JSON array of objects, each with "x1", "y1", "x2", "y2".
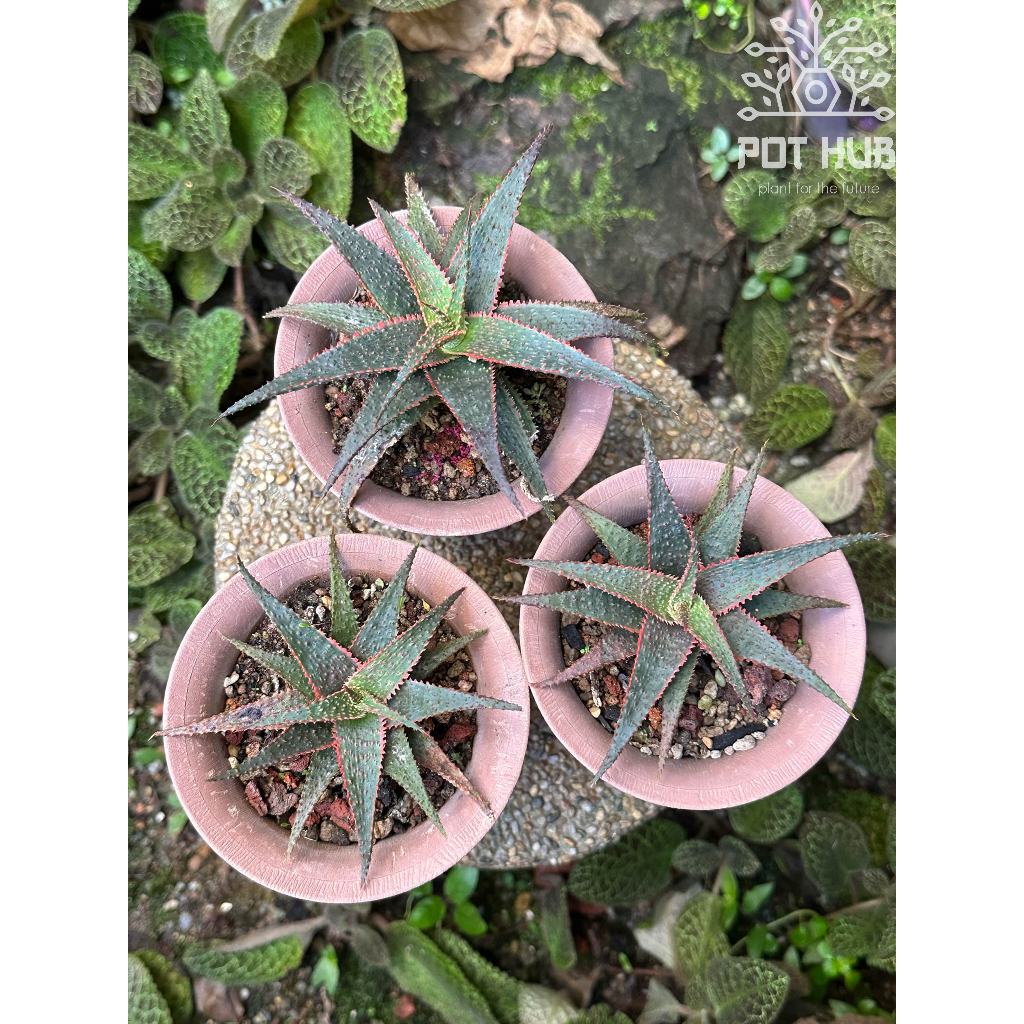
[
  {"x1": 520, "y1": 460, "x2": 866, "y2": 809},
  {"x1": 163, "y1": 535, "x2": 529, "y2": 902},
  {"x1": 274, "y1": 207, "x2": 615, "y2": 536}
]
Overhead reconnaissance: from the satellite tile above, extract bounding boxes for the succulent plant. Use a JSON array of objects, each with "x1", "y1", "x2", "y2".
[
  {"x1": 158, "y1": 539, "x2": 521, "y2": 880},
  {"x1": 220, "y1": 127, "x2": 661, "y2": 517},
  {"x1": 504, "y1": 428, "x2": 880, "y2": 778},
  {"x1": 700, "y1": 125, "x2": 740, "y2": 182}
]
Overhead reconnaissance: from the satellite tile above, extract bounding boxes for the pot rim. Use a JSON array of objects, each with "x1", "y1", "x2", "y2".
[
  {"x1": 163, "y1": 534, "x2": 529, "y2": 902},
  {"x1": 521, "y1": 458, "x2": 866, "y2": 809},
  {"x1": 274, "y1": 206, "x2": 615, "y2": 536}
]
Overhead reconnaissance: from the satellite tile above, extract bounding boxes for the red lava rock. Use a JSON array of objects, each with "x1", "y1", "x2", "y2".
[
  {"x1": 679, "y1": 705, "x2": 704, "y2": 735},
  {"x1": 279, "y1": 753, "x2": 311, "y2": 773},
  {"x1": 647, "y1": 705, "x2": 663, "y2": 730},
  {"x1": 741, "y1": 664, "x2": 773, "y2": 706},
  {"x1": 440, "y1": 721, "x2": 476, "y2": 751},
  {"x1": 777, "y1": 618, "x2": 800, "y2": 643},
  {"x1": 266, "y1": 781, "x2": 298, "y2": 817},
  {"x1": 423, "y1": 436, "x2": 458, "y2": 457},
  {"x1": 224, "y1": 731, "x2": 244, "y2": 746},
  {"x1": 454, "y1": 457, "x2": 476, "y2": 477},
  {"x1": 603, "y1": 674, "x2": 623, "y2": 703},
  {"x1": 244, "y1": 781, "x2": 268, "y2": 816},
  {"x1": 326, "y1": 797, "x2": 355, "y2": 831},
  {"x1": 590, "y1": 552, "x2": 606, "y2": 564},
  {"x1": 768, "y1": 676, "x2": 798, "y2": 703},
  {"x1": 152, "y1": 702, "x2": 164, "y2": 717},
  {"x1": 394, "y1": 995, "x2": 417, "y2": 1019}
]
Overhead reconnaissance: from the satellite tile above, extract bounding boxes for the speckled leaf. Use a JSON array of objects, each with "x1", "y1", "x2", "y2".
[
  {"x1": 151, "y1": 13, "x2": 221, "y2": 82},
  {"x1": 704, "y1": 956, "x2": 789, "y2": 1024},
  {"x1": 172, "y1": 425, "x2": 238, "y2": 518},
  {"x1": 182, "y1": 936, "x2": 303, "y2": 984},
  {"x1": 206, "y1": 0, "x2": 247, "y2": 52},
  {"x1": 728, "y1": 787, "x2": 804, "y2": 844},
  {"x1": 128, "y1": 126, "x2": 200, "y2": 201},
  {"x1": 844, "y1": 540, "x2": 895, "y2": 621},
  {"x1": 253, "y1": 138, "x2": 315, "y2": 202},
  {"x1": 157, "y1": 689, "x2": 331, "y2": 737},
  {"x1": 499, "y1": 588, "x2": 644, "y2": 632},
  {"x1": 745, "y1": 384, "x2": 833, "y2": 450},
  {"x1": 176, "y1": 248, "x2": 228, "y2": 302},
  {"x1": 434, "y1": 928, "x2": 520, "y2": 1024},
  {"x1": 493, "y1": 302, "x2": 646, "y2": 344},
  {"x1": 695, "y1": 450, "x2": 736, "y2": 541},
  {"x1": 687, "y1": 595, "x2": 744, "y2": 700},
  {"x1": 224, "y1": 72, "x2": 288, "y2": 162},
  {"x1": 531, "y1": 628, "x2": 638, "y2": 689},
  {"x1": 672, "y1": 839, "x2": 722, "y2": 876},
  {"x1": 285, "y1": 84, "x2": 353, "y2": 218},
  {"x1": 225, "y1": 637, "x2": 315, "y2": 699},
  {"x1": 741, "y1": 589, "x2": 843, "y2": 620},
  {"x1": 278, "y1": 191, "x2": 418, "y2": 315},
  {"x1": 142, "y1": 180, "x2": 233, "y2": 252},
  {"x1": 698, "y1": 447, "x2": 766, "y2": 565},
  {"x1": 129, "y1": 248, "x2": 172, "y2": 330},
  {"x1": 673, "y1": 892, "x2": 729, "y2": 984},
  {"x1": 331, "y1": 28, "x2": 406, "y2": 153},
  {"x1": 180, "y1": 69, "x2": 230, "y2": 164},
  {"x1": 130, "y1": 427, "x2": 171, "y2": 476},
  {"x1": 659, "y1": 651, "x2": 699, "y2": 766},
  {"x1": 220, "y1": 316, "x2": 426, "y2": 418},
  {"x1": 128, "y1": 53, "x2": 163, "y2": 113},
  {"x1": 875, "y1": 414, "x2": 895, "y2": 469},
  {"x1": 511, "y1": 559, "x2": 681, "y2": 622},
  {"x1": 722, "y1": 296, "x2": 791, "y2": 406},
  {"x1": 596, "y1": 616, "x2": 695, "y2": 780},
  {"x1": 266, "y1": 301, "x2": 386, "y2": 335},
  {"x1": 350, "y1": 545, "x2": 417, "y2": 661},
  {"x1": 212, "y1": 722, "x2": 332, "y2": 779},
  {"x1": 128, "y1": 955, "x2": 173, "y2": 1024},
  {"x1": 413, "y1": 630, "x2": 486, "y2": 680},
  {"x1": 466, "y1": 127, "x2": 551, "y2": 313},
  {"x1": 785, "y1": 443, "x2": 874, "y2": 523},
  {"x1": 495, "y1": 378, "x2": 551, "y2": 512},
  {"x1": 388, "y1": 680, "x2": 519, "y2": 719},
  {"x1": 723, "y1": 171, "x2": 788, "y2": 241},
  {"x1": 643, "y1": 428, "x2": 693, "y2": 575},
  {"x1": 799, "y1": 812, "x2": 872, "y2": 905},
  {"x1": 843, "y1": 703, "x2": 895, "y2": 777},
  {"x1": 405, "y1": 174, "x2": 445, "y2": 261},
  {"x1": 861, "y1": 365, "x2": 896, "y2": 408},
  {"x1": 408, "y1": 728, "x2": 492, "y2": 816},
  {"x1": 698, "y1": 533, "x2": 879, "y2": 613},
  {"x1": 128, "y1": 369, "x2": 162, "y2": 431},
  {"x1": 337, "y1": 715, "x2": 386, "y2": 879},
  {"x1": 128, "y1": 501, "x2": 196, "y2": 587},
  {"x1": 288, "y1": 745, "x2": 340, "y2": 852},
  {"x1": 226, "y1": 13, "x2": 322, "y2": 86},
  {"x1": 383, "y1": 726, "x2": 445, "y2": 834},
  {"x1": 132, "y1": 950, "x2": 192, "y2": 1024},
  {"x1": 327, "y1": 535, "x2": 359, "y2": 648},
  {"x1": 849, "y1": 219, "x2": 896, "y2": 290},
  {"x1": 426, "y1": 358, "x2": 521, "y2": 510},
  {"x1": 441, "y1": 203, "x2": 474, "y2": 270},
  {"x1": 562, "y1": 498, "x2": 646, "y2": 569},
  {"x1": 873, "y1": 667, "x2": 895, "y2": 724},
  {"x1": 462, "y1": 315, "x2": 662, "y2": 408}
]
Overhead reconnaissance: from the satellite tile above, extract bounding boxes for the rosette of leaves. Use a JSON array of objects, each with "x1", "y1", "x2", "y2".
[
  {"x1": 505, "y1": 428, "x2": 879, "y2": 779},
  {"x1": 221, "y1": 127, "x2": 660, "y2": 517},
  {"x1": 158, "y1": 539, "x2": 521, "y2": 880},
  {"x1": 741, "y1": 252, "x2": 808, "y2": 303},
  {"x1": 701, "y1": 125, "x2": 741, "y2": 182},
  {"x1": 684, "y1": 0, "x2": 756, "y2": 54}
]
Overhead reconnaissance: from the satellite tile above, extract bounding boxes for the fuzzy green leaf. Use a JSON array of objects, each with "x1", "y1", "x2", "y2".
[
  {"x1": 466, "y1": 126, "x2": 551, "y2": 313},
  {"x1": 722, "y1": 296, "x2": 791, "y2": 407},
  {"x1": 500, "y1": 588, "x2": 645, "y2": 633},
  {"x1": 784, "y1": 444, "x2": 875, "y2": 523},
  {"x1": 128, "y1": 371, "x2": 162, "y2": 432},
  {"x1": 744, "y1": 384, "x2": 833, "y2": 450},
  {"x1": 142, "y1": 180, "x2": 234, "y2": 252},
  {"x1": 226, "y1": 13, "x2": 323, "y2": 87},
  {"x1": 182, "y1": 936, "x2": 303, "y2": 984},
  {"x1": 224, "y1": 71, "x2": 288, "y2": 162},
  {"x1": 799, "y1": 812, "x2": 872, "y2": 905},
  {"x1": 132, "y1": 950, "x2": 193, "y2": 1024},
  {"x1": 331, "y1": 28, "x2": 406, "y2": 153},
  {"x1": 875, "y1": 414, "x2": 895, "y2": 470},
  {"x1": 128, "y1": 53, "x2": 163, "y2": 114},
  {"x1": 434, "y1": 927, "x2": 521, "y2": 1024},
  {"x1": 383, "y1": 725, "x2": 445, "y2": 834},
  {"x1": 180, "y1": 69, "x2": 231, "y2": 164},
  {"x1": 178, "y1": 306, "x2": 242, "y2": 408},
  {"x1": 151, "y1": 13, "x2": 221, "y2": 82},
  {"x1": 703, "y1": 956, "x2": 789, "y2": 1024},
  {"x1": 176, "y1": 248, "x2": 228, "y2": 303},
  {"x1": 671, "y1": 839, "x2": 722, "y2": 876},
  {"x1": 719, "y1": 836, "x2": 760, "y2": 877},
  {"x1": 258, "y1": 209, "x2": 327, "y2": 274},
  {"x1": 844, "y1": 540, "x2": 895, "y2": 621},
  {"x1": 673, "y1": 892, "x2": 729, "y2": 984},
  {"x1": 848, "y1": 219, "x2": 896, "y2": 290},
  {"x1": 128, "y1": 955, "x2": 173, "y2": 1024},
  {"x1": 538, "y1": 882, "x2": 577, "y2": 970},
  {"x1": 213, "y1": 212, "x2": 256, "y2": 266},
  {"x1": 128, "y1": 502, "x2": 197, "y2": 587},
  {"x1": 728, "y1": 787, "x2": 804, "y2": 844},
  {"x1": 723, "y1": 171, "x2": 788, "y2": 241},
  {"x1": 128, "y1": 126, "x2": 200, "y2": 201},
  {"x1": 206, "y1": 0, "x2": 247, "y2": 52},
  {"x1": 286, "y1": 84, "x2": 353, "y2": 219},
  {"x1": 129, "y1": 248, "x2": 172, "y2": 330},
  {"x1": 873, "y1": 666, "x2": 896, "y2": 724},
  {"x1": 172, "y1": 425, "x2": 238, "y2": 519},
  {"x1": 254, "y1": 138, "x2": 315, "y2": 201},
  {"x1": 567, "y1": 819, "x2": 686, "y2": 905}
]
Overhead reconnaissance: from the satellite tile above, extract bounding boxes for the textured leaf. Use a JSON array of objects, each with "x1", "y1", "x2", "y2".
[
  {"x1": 172, "y1": 425, "x2": 238, "y2": 518},
  {"x1": 350, "y1": 545, "x2": 417, "y2": 661},
  {"x1": 151, "y1": 13, "x2": 221, "y2": 82},
  {"x1": 875, "y1": 414, "x2": 895, "y2": 470},
  {"x1": 671, "y1": 839, "x2": 722, "y2": 877},
  {"x1": 176, "y1": 248, "x2": 228, "y2": 303},
  {"x1": 784, "y1": 443, "x2": 874, "y2": 524},
  {"x1": 128, "y1": 371, "x2": 161, "y2": 432},
  {"x1": 226, "y1": 14, "x2": 323, "y2": 87},
  {"x1": 389, "y1": 679, "x2": 519, "y2": 720},
  {"x1": 224, "y1": 72, "x2": 288, "y2": 162},
  {"x1": 745, "y1": 385, "x2": 833, "y2": 450},
  {"x1": 128, "y1": 53, "x2": 163, "y2": 114},
  {"x1": 266, "y1": 301, "x2": 386, "y2": 335},
  {"x1": 741, "y1": 589, "x2": 843, "y2": 620},
  {"x1": 843, "y1": 705, "x2": 896, "y2": 778},
  {"x1": 413, "y1": 629, "x2": 487, "y2": 680},
  {"x1": 408, "y1": 729, "x2": 491, "y2": 816},
  {"x1": 643, "y1": 428, "x2": 693, "y2": 576},
  {"x1": 723, "y1": 171, "x2": 788, "y2": 241},
  {"x1": 530, "y1": 629, "x2": 638, "y2": 689},
  {"x1": 253, "y1": 0, "x2": 319, "y2": 59},
  {"x1": 180, "y1": 69, "x2": 231, "y2": 164},
  {"x1": 722, "y1": 296, "x2": 791, "y2": 406},
  {"x1": 658, "y1": 651, "x2": 699, "y2": 766},
  {"x1": 568, "y1": 819, "x2": 686, "y2": 905},
  {"x1": 182, "y1": 936, "x2": 303, "y2": 984},
  {"x1": 538, "y1": 882, "x2": 577, "y2": 970},
  {"x1": 434, "y1": 927, "x2": 521, "y2": 1024},
  {"x1": 253, "y1": 137, "x2": 315, "y2": 201},
  {"x1": 212, "y1": 721, "x2": 332, "y2": 779},
  {"x1": 848, "y1": 219, "x2": 896, "y2": 290},
  {"x1": 334, "y1": 714, "x2": 386, "y2": 880},
  {"x1": 206, "y1": 0, "x2": 248, "y2": 52},
  {"x1": 695, "y1": 450, "x2": 736, "y2": 542},
  {"x1": 383, "y1": 725, "x2": 445, "y2": 834},
  {"x1": 213, "y1": 212, "x2": 257, "y2": 266},
  {"x1": 129, "y1": 248, "x2": 172, "y2": 330},
  {"x1": 461, "y1": 315, "x2": 661, "y2": 408},
  {"x1": 132, "y1": 950, "x2": 193, "y2": 1024},
  {"x1": 673, "y1": 892, "x2": 729, "y2": 984},
  {"x1": 686, "y1": 595, "x2": 744, "y2": 699},
  {"x1": 719, "y1": 836, "x2": 760, "y2": 878},
  {"x1": 844, "y1": 540, "x2": 895, "y2": 621},
  {"x1": 128, "y1": 126, "x2": 199, "y2": 201},
  {"x1": 872, "y1": 667, "x2": 895, "y2": 724},
  {"x1": 564, "y1": 498, "x2": 646, "y2": 569},
  {"x1": 179, "y1": 306, "x2": 242, "y2": 408},
  {"x1": 494, "y1": 302, "x2": 646, "y2": 345},
  {"x1": 494, "y1": 376, "x2": 550, "y2": 511},
  {"x1": 327, "y1": 535, "x2": 358, "y2": 649},
  {"x1": 259, "y1": 210, "x2": 330, "y2": 273},
  {"x1": 500, "y1": 588, "x2": 644, "y2": 633},
  {"x1": 405, "y1": 175, "x2": 445, "y2": 263},
  {"x1": 799, "y1": 812, "x2": 873, "y2": 906},
  {"x1": 703, "y1": 956, "x2": 789, "y2": 1024},
  {"x1": 466, "y1": 126, "x2": 551, "y2": 314},
  {"x1": 697, "y1": 447, "x2": 766, "y2": 566},
  {"x1": 128, "y1": 955, "x2": 173, "y2": 1024},
  {"x1": 860, "y1": 365, "x2": 896, "y2": 408},
  {"x1": 128, "y1": 502, "x2": 197, "y2": 587},
  {"x1": 331, "y1": 28, "x2": 406, "y2": 153},
  {"x1": 279, "y1": 191, "x2": 418, "y2": 315},
  {"x1": 286, "y1": 84, "x2": 353, "y2": 218},
  {"x1": 142, "y1": 180, "x2": 233, "y2": 252},
  {"x1": 224, "y1": 637, "x2": 316, "y2": 699}
]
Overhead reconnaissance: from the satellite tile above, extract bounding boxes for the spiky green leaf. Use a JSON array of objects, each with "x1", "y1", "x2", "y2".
[
  {"x1": 408, "y1": 729, "x2": 491, "y2": 815},
  {"x1": 698, "y1": 447, "x2": 766, "y2": 565},
  {"x1": 658, "y1": 651, "x2": 699, "y2": 766},
  {"x1": 741, "y1": 589, "x2": 844, "y2": 620},
  {"x1": 531, "y1": 629, "x2": 638, "y2": 689},
  {"x1": 643, "y1": 428, "x2": 693, "y2": 575},
  {"x1": 224, "y1": 637, "x2": 316, "y2": 700},
  {"x1": 212, "y1": 721, "x2": 333, "y2": 779},
  {"x1": 383, "y1": 725, "x2": 445, "y2": 834},
  {"x1": 495, "y1": 377, "x2": 551, "y2": 513},
  {"x1": 564, "y1": 497, "x2": 647, "y2": 569},
  {"x1": 499, "y1": 588, "x2": 645, "y2": 633},
  {"x1": 493, "y1": 301, "x2": 646, "y2": 344}
]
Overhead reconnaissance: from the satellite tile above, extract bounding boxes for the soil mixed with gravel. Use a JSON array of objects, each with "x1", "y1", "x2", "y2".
[
  {"x1": 323, "y1": 280, "x2": 567, "y2": 501},
  {"x1": 559, "y1": 522, "x2": 806, "y2": 761},
  {"x1": 221, "y1": 576, "x2": 479, "y2": 846}
]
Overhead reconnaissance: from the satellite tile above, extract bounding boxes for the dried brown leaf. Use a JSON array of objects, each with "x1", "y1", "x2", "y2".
[{"x1": 784, "y1": 443, "x2": 874, "y2": 523}]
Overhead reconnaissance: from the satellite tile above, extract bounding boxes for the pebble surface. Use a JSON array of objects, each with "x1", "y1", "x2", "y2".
[{"x1": 214, "y1": 341, "x2": 736, "y2": 868}]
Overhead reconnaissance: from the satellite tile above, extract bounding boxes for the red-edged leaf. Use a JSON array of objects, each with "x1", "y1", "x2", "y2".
[
  {"x1": 695, "y1": 451, "x2": 738, "y2": 540},
  {"x1": 404, "y1": 174, "x2": 445, "y2": 263},
  {"x1": 224, "y1": 636, "x2": 316, "y2": 700},
  {"x1": 494, "y1": 301, "x2": 647, "y2": 343},
  {"x1": 659, "y1": 652, "x2": 700, "y2": 768},
  {"x1": 408, "y1": 729, "x2": 492, "y2": 817},
  {"x1": 564, "y1": 496, "x2": 647, "y2": 568},
  {"x1": 533, "y1": 629, "x2": 638, "y2": 689},
  {"x1": 210, "y1": 722, "x2": 335, "y2": 779},
  {"x1": 412, "y1": 630, "x2": 487, "y2": 680},
  {"x1": 498, "y1": 588, "x2": 645, "y2": 632},
  {"x1": 643, "y1": 427, "x2": 694, "y2": 576},
  {"x1": 742, "y1": 589, "x2": 845, "y2": 620},
  {"x1": 350, "y1": 545, "x2": 417, "y2": 661},
  {"x1": 495, "y1": 375, "x2": 551, "y2": 514},
  {"x1": 685, "y1": 594, "x2": 745, "y2": 699},
  {"x1": 333, "y1": 715, "x2": 386, "y2": 881},
  {"x1": 387, "y1": 680, "x2": 520, "y2": 718},
  {"x1": 265, "y1": 302, "x2": 387, "y2": 335},
  {"x1": 287, "y1": 744, "x2": 339, "y2": 853},
  {"x1": 697, "y1": 445, "x2": 767, "y2": 565},
  {"x1": 383, "y1": 726, "x2": 445, "y2": 835}
]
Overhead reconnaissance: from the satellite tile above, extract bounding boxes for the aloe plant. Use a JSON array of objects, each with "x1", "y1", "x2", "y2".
[
  {"x1": 504, "y1": 428, "x2": 880, "y2": 779},
  {"x1": 220, "y1": 128, "x2": 662, "y2": 517},
  {"x1": 159, "y1": 539, "x2": 521, "y2": 880}
]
